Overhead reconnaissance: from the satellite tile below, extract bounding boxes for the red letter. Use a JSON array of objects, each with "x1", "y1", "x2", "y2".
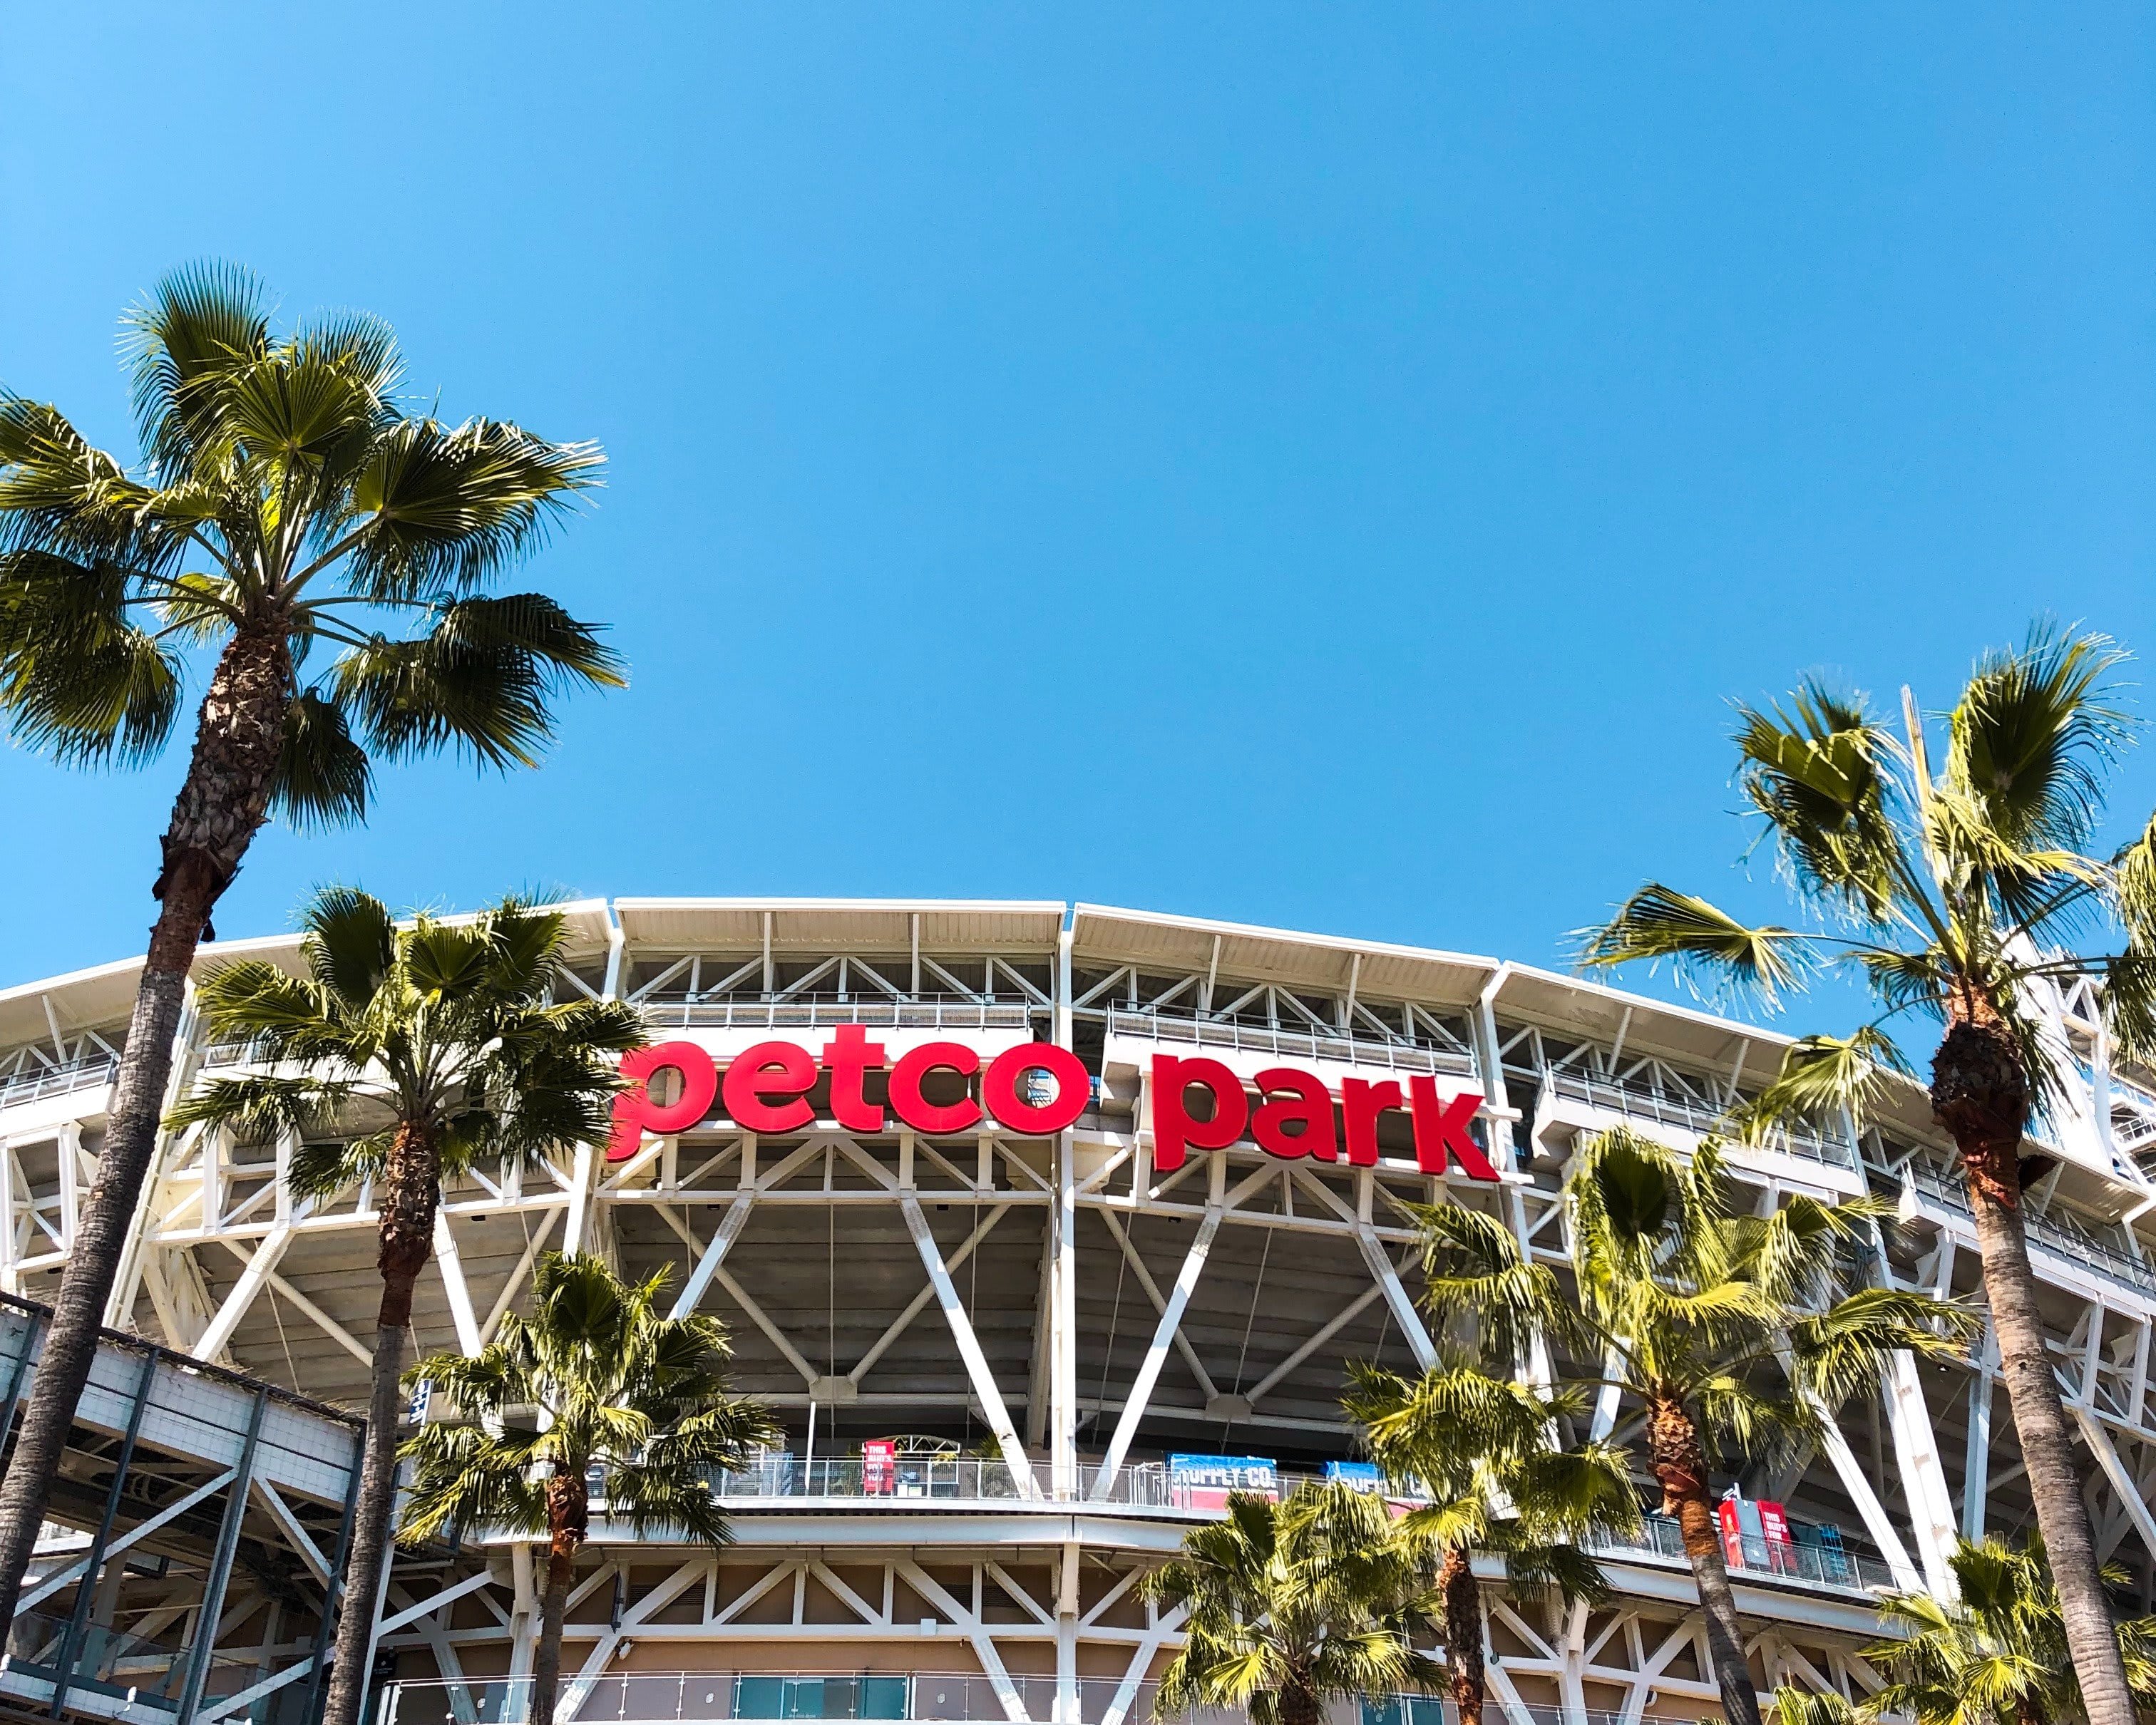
[
  {"x1": 1341, "y1": 1077, "x2": 1406, "y2": 1167},
  {"x1": 1251, "y1": 1066, "x2": 1337, "y2": 1163},
  {"x1": 984, "y1": 1044, "x2": 1091, "y2": 1136},
  {"x1": 822, "y1": 1024, "x2": 888, "y2": 1132},
  {"x1": 721, "y1": 1041, "x2": 818, "y2": 1133},
  {"x1": 1151, "y1": 1056, "x2": 1249, "y2": 1173},
  {"x1": 1409, "y1": 1078, "x2": 1497, "y2": 1180},
  {"x1": 607, "y1": 1042, "x2": 717, "y2": 1162},
  {"x1": 889, "y1": 1042, "x2": 983, "y2": 1135}
]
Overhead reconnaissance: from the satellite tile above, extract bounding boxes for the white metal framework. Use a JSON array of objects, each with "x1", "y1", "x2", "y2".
[{"x1": 4, "y1": 898, "x2": 2153, "y2": 1725}]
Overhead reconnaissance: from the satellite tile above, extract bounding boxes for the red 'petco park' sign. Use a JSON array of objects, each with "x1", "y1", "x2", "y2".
[{"x1": 608, "y1": 1030, "x2": 1496, "y2": 1183}]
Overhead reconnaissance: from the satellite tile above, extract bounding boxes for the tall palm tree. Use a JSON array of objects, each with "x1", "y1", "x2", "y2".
[
  {"x1": 0, "y1": 263, "x2": 619, "y2": 1626},
  {"x1": 400, "y1": 1252, "x2": 776, "y2": 1725},
  {"x1": 1861, "y1": 1535, "x2": 2156, "y2": 1725},
  {"x1": 166, "y1": 889, "x2": 642, "y2": 1725},
  {"x1": 1415, "y1": 1128, "x2": 1974, "y2": 1725},
  {"x1": 1346, "y1": 1361, "x2": 1641, "y2": 1724},
  {"x1": 1141, "y1": 1479, "x2": 1444, "y2": 1725},
  {"x1": 1579, "y1": 627, "x2": 2156, "y2": 1725}
]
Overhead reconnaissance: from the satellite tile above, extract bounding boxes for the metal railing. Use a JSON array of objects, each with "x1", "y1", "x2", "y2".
[
  {"x1": 1902, "y1": 1160, "x2": 2156, "y2": 1297},
  {"x1": 707, "y1": 1457, "x2": 1310, "y2": 1510},
  {"x1": 0, "y1": 1053, "x2": 118, "y2": 1110},
  {"x1": 636, "y1": 998, "x2": 1040, "y2": 1033},
  {"x1": 1598, "y1": 1514, "x2": 1896, "y2": 1594},
  {"x1": 1104, "y1": 1009, "x2": 1478, "y2": 1078},
  {"x1": 381, "y1": 1675, "x2": 1741, "y2": 1725},
  {"x1": 1543, "y1": 1070, "x2": 1856, "y2": 1169}
]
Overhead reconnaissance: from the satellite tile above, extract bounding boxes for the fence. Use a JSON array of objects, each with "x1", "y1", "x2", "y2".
[
  {"x1": 1104, "y1": 1010, "x2": 1478, "y2": 1078},
  {"x1": 0, "y1": 1052, "x2": 118, "y2": 1109},
  {"x1": 381, "y1": 1676, "x2": 1711, "y2": 1725},
  {"x1": 1543, "y1": 1071, "x2": 1855, "y2": 1169},
  {"x1": 1599, "y1": 1514, "x2": 1896, "y2": 1593},
  {"x1": 1902, "y1": 1161, "x2": 2156, "y2": 1297}
]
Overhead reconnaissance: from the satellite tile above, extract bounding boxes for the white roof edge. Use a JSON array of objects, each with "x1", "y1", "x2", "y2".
[
  {"x1": 613, "y1": 896, "x2": 1068, "y2": 916},
  {"x1": 0, "y1": 952, "x2": 148, "y2": 1005},
  {"x1": 1069, "y1": 901, "x2": 1501, "y2": 974},
  {"x1": 1497, "y1": 959, "x2": 1797, "y2": 1048}
]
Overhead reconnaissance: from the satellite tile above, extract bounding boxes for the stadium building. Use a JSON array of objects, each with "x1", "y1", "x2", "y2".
[{"x1": 1, "y1": 897, "x2": 2155, "y2": 1725}]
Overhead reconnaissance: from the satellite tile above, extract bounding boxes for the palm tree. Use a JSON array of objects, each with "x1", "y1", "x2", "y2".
[
  {"x1": 1141, "y1": 1478, "x2": 1444, "y2": 1725},
  {"x1": 1412, "y1": 1128, "x2": 1974, "y2": 1725},
  {"x1": 1346, "y1": 1361, "x2": 1642, "y2": 1724},
  {"x1": 1579, "y1": 628, "x2": 2156, "y2": 1725},
  {"x1": 166, "y1": 888, "x2": 642, "y2": 1725},
  {"x1": 1858, "y1": 1534, "x2": 2156, "y2": 1725},
  {"x1": 400, "y1": 1252, "x2": 776, "y2": 1725},
  {"x1": 0, "y1": 263, "x2": 620, "y2": 1628}
]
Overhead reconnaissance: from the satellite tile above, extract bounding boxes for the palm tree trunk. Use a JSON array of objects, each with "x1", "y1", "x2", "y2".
[
  {"x1": 1648, "y1": 1396, "x2": 1761, "y2": 1725},
  {"x1": 1276, "y1": 1673, "x2": 1325, "y2": 1725},
  {"x1": 0, "y1": 628, "x2": 291, "y2": 1624},
  {"x1": 1933, "y1": 1007, "x2": 2137, "y2": 1725},
  {"x1": 1437, "y1": 1547, "x2": 1485, "y2": 1725},
  {"x1": 531, "y1": 1471, "x2": 590, "y2": 1725},
  {"x1": 322, "y1": 1123, "x2": 442, "y2": 1725}
]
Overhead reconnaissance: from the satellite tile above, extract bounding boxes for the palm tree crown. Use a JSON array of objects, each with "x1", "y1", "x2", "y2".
[
  {"x1": 1346, "y1": 1360, "x2": 1641, "y2": 1725},
  {"x1": 1579, "y1": 627, "x2": 2156, "y2": 1725},
  {"x1": 168, "y1": 887, "x2": 643, "y2": 1725},
  {"x1": 0, "y1": 261, "x2": 620, "y2": 814},
  {"x1": 401, "y1": 1252, "x2": 776, "y2": 1725},
  {"x1": 1143, "y1": 1479, "x2": 1444, "y2": 1725},
  {"x1": 1419, "y1": 1128, "x2": 1973, "y2": 1725}
]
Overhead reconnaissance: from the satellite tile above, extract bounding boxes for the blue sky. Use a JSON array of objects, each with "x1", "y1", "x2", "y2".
[{"x1": 3, "y1": 5, "x2": 2153, "y2": 1036}]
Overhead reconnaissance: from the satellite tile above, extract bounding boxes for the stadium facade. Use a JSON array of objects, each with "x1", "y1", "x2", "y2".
[{"x1": 2, "y1": 897, "x2": 2155, "y2": 1725}]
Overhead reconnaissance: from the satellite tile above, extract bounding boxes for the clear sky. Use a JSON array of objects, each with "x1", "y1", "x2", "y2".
[{"x1": 3, "y1": 6, "x2": 2153, "y2": 1036}]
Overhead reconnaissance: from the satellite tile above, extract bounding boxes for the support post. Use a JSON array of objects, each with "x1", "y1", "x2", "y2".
[
  {"x1": 898, "y1": 1195, "x2": 1037, "y2": 1497},
  {"x1": 300, "y1": 1431, "x2": 366, "y2": 1725},
  {"x1": 177, "y1": 1389, "x2": 267, "y2": 1724},
  {"x1": 1093, "y1": 1207, "x2": 1221, "y2": 1496},
  {"x1": 50, "y1": 1348, "x2": 158, "y2": 1716}
]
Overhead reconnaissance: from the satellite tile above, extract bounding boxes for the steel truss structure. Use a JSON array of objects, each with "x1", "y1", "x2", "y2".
[{"x1": 6, "y1": 899, "x2": 2156, "y2": 1724}]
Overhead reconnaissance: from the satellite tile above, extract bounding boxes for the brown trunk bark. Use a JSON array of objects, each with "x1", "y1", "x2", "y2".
[
  {"x1": 1934, "y1": 999, "x2": 2137, "y2": 1725},
  {"x1": 530, "y1": 1471, "x2": 590, "y2": 1725},
  {"x1": 0, "y1": 628, "x2": 290, "y2": 1628},
  {"x1": 1647, "y1": 1396, "x2": 1761, "y2": 1725},
  {"x1": 1438, "y1": 1546, "x2": 1484, "y2": 1725},
  {"x1": 1275, "y1": 1671, "x2": 1324, "y2": 1725},
  {"x1": 322, "y1": 1123, "x2": 442, "y2": 1725}
]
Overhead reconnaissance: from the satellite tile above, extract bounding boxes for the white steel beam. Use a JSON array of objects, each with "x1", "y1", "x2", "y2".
[
  {"x1": 899, "y1": 1193, "x2": 1038, "y2": 1498},
  {"x1": 1093, "y1": 1207, "x2": 1222, "y2": 1498},
  {"x1": 433, "y1": 1210, "x2": 483, "y2": 1357},
  {"x1": 190, "y1": 1222, "x2": 293, "y2": 1364}
]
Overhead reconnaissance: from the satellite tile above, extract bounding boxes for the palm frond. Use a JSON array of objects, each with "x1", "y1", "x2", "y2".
[
  {"x1": 121, "y1": 262, "x2": 273, "y2": 480},
  {"x1": 332, "y1": 593, "x2": 623, "y2": 770},
  {"x1": 1733, "y1": 683, "x2": 1906, "y2": 920},
  {"x1": 346, "y1": 417, "x2": 604, "y2": 599},
  {"x1": 1944, "y1": 622, "x2": 2129, "y2": 858},
  {"x1": 1579, "y1": 885, "x2": 1810, "y2": 1007},
  {"x1": 269, "y1": 689, "x2": 370, "y2": 830}
]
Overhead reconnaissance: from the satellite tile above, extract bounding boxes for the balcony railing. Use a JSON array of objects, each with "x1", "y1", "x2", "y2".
[
  {"x1": 1599, "y1": 1514, "x2": 1896, "y2": 1595},
  {"x1": 637, "y1": 998, "x2": 1039, "y2": 1033},
  {"x1": 1544, "y1": 1070, "x2": 1856, "y2": 1170},
  {"x1": 381, "y1": 1675, "x2": 1705, "y2": 1725},
  {"x1": 707, "y1": 1457, "x2": 1308, "y2": 1510},
  {"x1": 1903, "y1": 1161, "x2": 2156, "y2": 1297},
  {"x1": 0, "y1": 1054, "x2": 118, "y2": 1111},
  {"x1": 1104, "y1": 1009, "x2": 1478, "y2": 1078}
]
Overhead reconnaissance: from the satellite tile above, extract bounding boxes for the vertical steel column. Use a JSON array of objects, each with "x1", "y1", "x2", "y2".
[
  {"x1": 50, "y1": 1347, "x2": 160, "y2": 1716},
  {"x1": 299, "y1": 1430, "x2": 367, "y2": 1725},
  {"x1": 176, "y1": 1389, "x2": 267, "y2": 1724},
  {"x1": 0, "y1": 1307, "x2": 48, "y2": 1458}
]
